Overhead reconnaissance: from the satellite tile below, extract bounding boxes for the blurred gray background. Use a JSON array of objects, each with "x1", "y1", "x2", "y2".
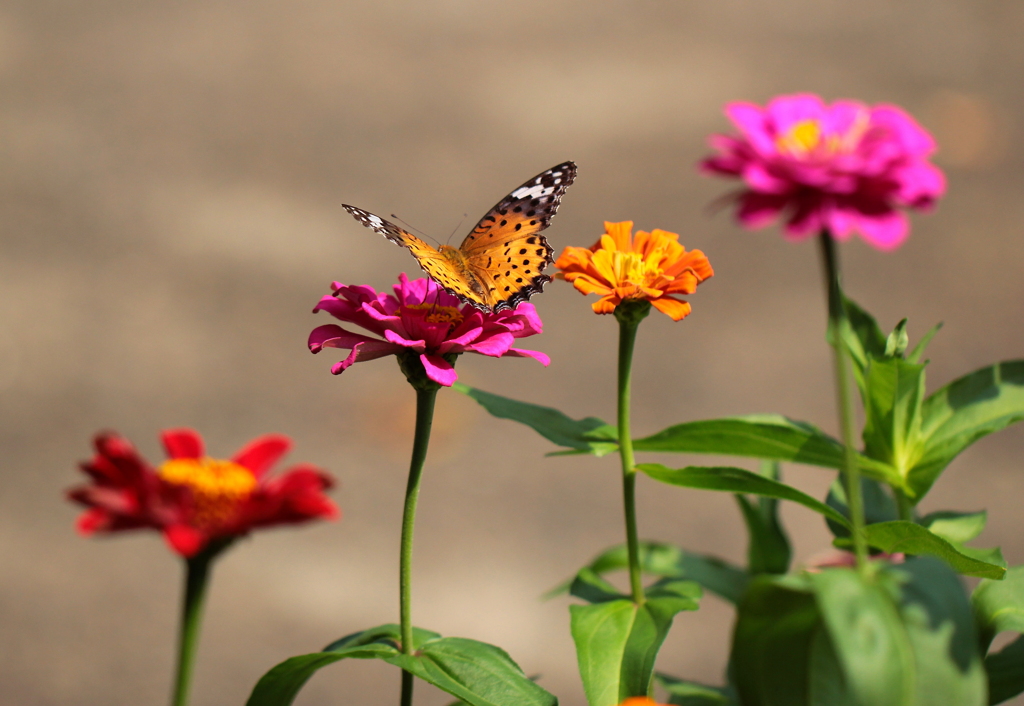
[{"x1": 2, "y1": 1, "x2": 1024, "y2": 704}]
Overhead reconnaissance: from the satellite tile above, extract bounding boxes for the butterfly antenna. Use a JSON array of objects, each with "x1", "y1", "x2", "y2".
[
  {"x1": 390, "y1": 214, "x2": 440, "y2": 246},
  {"x1": 445, "y1": 213, "x2": 468, "y2": 245}
]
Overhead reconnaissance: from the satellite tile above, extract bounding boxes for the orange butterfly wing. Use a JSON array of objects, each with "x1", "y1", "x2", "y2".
[
  {"x1": 344, "y1": 161, "x2": 576, "y2": 313},
  {"x1": 458, "y1": 161, "x2": 577, "y2": 312},
  {"x1": 342, "y1": 206, "x2": 482, "y2": 304}
]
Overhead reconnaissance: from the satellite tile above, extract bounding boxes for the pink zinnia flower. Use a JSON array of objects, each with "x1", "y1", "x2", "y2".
[
  {"x1": 309, "y1": 273, "x2": 550, "y2": 387},
  {"x1": 700, "y1": 93, "x2": 946, "y2": 251},
  {"x1": 68, "y1": 429, "x2": 338, "y2": 557}
]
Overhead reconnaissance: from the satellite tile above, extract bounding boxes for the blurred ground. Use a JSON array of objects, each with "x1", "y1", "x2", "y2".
[{"x1": 2, "y1": 1, "x2": 1024, "y2": 704}]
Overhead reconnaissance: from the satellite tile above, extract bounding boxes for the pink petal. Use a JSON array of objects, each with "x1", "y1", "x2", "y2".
[
  {"x1": 737, "y1": 192, "x2": 788, "y2": 229},
  {"x1": 741, "y1": 162, "x2": 791, "y2": 194},
  {"x1": 725, "y1": 102, "x2": 775, "y2": 155},
  {"x1": 504, "y1": 347, "x2": 551, "y2": 366},
  {"x1": 766, "y1": 93, "x2": 826, "y2": 132},
  {"x1": 462, "y1": 331, "x2": 514, "y2": 357},
  {"x1": 329, "y1": 340, "x2": 401, "y2": 375},
  {"x1": 308, "y1": 324, "x2": 378, "y2": 353},
  {"x1": 420, "y1": 354, "x2": 458, "y2": 387},
  {"x1": 852, "y1": 210, "x2": 909, "y2": 251},
  {"x1": 161, "y1": 429, "x2": 204, "y2": 460},
  {"x1": 383, "y1": 328, "x2": 426, "y2": 350},
  {"x1": 232, "y1": 434, "x2": 291, "y2": 479}
]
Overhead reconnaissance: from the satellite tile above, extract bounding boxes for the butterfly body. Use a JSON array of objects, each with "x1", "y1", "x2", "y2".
[{"x1": 344, "y1": 161, "x2": 576, "y2": 313}]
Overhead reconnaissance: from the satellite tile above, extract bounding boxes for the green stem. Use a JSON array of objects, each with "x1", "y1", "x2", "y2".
[
  {"x1": 399, "y1": 386, "x2": 438, "y2": 706},
  {"x1": 818, "y1": 232, "x2": 869, "y2": 574},
  {"x1": 170, "y1": 548, "x2": 217, "y2": 706},
  {"x1": 616, "y1": 310, "x2": 646, "y2": 605},
  {"x1": 894, "y1": 488, "x2": 914, "y2": 522}
]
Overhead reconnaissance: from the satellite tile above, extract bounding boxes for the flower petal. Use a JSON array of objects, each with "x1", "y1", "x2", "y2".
[
  {"x1": 163, "y1": 524, "x2": 208, "y2": 557},
  {"x1": 504, "y1": 347, "x2": 551, "y2": 366},
  {"x1": 232, "y1": 434, "x2": 292, "y2": 479},
  {"x1": 420, "y1": 354, "x2": 458, "y2": 387},
  {"x1": 651, "y1": 296, "x2": 692, "y2": 321},
  {"x1": 161, "y1": 429, "x2": 204, "y2": 460}
]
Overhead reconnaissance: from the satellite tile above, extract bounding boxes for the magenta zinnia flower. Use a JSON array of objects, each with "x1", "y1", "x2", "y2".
[
  {"x1": 700, "y1": 93, "x2": 945, "y2": 250},
  {"x1": 309, "y1": 273, "x2": 550, "y2": 387}
]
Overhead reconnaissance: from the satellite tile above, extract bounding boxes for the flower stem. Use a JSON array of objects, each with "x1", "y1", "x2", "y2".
[
  {"x1": 171, "y1": 549, "x2": 216, "y2": 706},
  {"x1": 399, "y1": 386, "x2": 439, "y2": 706},
  {"x1": 818, "y1": 232, "x2": 869, "y2": 574},
  {"x1": 615, "y1": 305, "x2": 648, "y2": 605}
]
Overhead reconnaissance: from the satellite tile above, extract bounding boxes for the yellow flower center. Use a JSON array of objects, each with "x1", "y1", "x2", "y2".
[
  {"x1": 403, "y1": 303, "x2": 465, "y2": 326},
  {"x1": 612, "y1": 251, "x2": 660, "y2": 289},
  {"x1": 158, "y1": 458, "x2": 257, "y2": 529},
  {"x1": 776, "y1": 113, "x2": 869, "y2": 159}
]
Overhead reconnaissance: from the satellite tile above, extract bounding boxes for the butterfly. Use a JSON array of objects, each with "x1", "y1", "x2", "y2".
[{"x1": 343, "y1": 161, "x2": 577, "y2": 313}]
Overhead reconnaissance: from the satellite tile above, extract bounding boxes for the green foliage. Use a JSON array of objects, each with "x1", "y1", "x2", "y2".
[
  {"x1": 985, "y1": 637, "x2": 1024, "y2": 704},
  {"x1": 546, "y1": 541, "x2": 749, "y2": 605},
  {"x1": 731, "y1": 559, "x2": 986, "y2": 706},
  {"x1": 569, "y1": 572, "x2": 700, "y2": 706},
  {"x1": 636, "y1": 463, "x2": 852, "y2": 529},
  {"x1": 452, "y1": 382, "x2": 618, "y2": 456},
  {"x1": 246, "y1": 624, "x2": 557, "y2": 706},
  {"x1": 656, "y1": 673, "x2": 736, "y2": 705},
  {"x1": 848, "y1": 521, "x2": 1006, "y2": 579},
  {"x1": 974, "y1": 566, "x2": 1024, "y2": 650},
  {"x1": 736, "y1": 461, "x2": 792, "y2": 574},
  {"x1": 825, "y1": 476, "x2": 900, "y2": 539}
]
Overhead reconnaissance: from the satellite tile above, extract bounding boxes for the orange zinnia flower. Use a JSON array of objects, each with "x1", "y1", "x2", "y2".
[
  {"x1": 555, "y1": 221, "x2": 713, "y2": 321},
  {"x1": 618, "y1": 698, "x2": 668, "y2": 706}
]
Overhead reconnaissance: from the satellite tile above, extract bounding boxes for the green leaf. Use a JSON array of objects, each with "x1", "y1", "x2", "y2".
[
  {"x1": 861, "y1": 356, "x2": 927, "y2": 488},
  {"x1": 656, "y1": 673, "x2": 735, "y2": 705},
  {"x1": 921, "y1": 511, "x2": 988, "y2": 545},
  {"x1": 985, "y1": 635, "x2": 1024, "y2": 704},
  {"x1": 837, "y1": 294, "x2": 888, "y2": 401},
  {"x1": 854, "y1": 521, "x2": 1006, "y2": 579},
  {"x1": 825, "y1": 476, "x2": 900, "y2": 540},
  {"x1": 731, "y1": 574, "x2": 822, "y2": 706},
  {"x1": 570, "y1": 583, "x2": 700, "y2": 706},
  {"x1": 546, "y1": 542, "x2": 748, "y2": 605},
  {"x1": 453, "y1": 382, "x2": 618, "y2": 456},
  {"x1": 246, "y1": 624, "x2": 557, "y2": 706},
  {"x1": 637, "y1": 464, "x2": 852, "y2": 530},
  {"x1": 907, "y1": 322, "x2": 943, "y2": 364},
  {"x1": 631, "y1": 415, "x2": 899, "y2": 485},
  {"x1": 974, "y1": 566, "x2": 1024, "y2": 649},
  {"x1": 912, "y1": 361, "x2": 1024, "y2": 500},
  {"x1": 809, "y1": 568, "x2": 915, "y2": 706},
  {"x1": 736, "y1": 460, "x2": 791, "y2": 574}
]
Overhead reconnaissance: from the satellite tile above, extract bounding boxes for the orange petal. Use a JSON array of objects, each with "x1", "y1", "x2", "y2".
[
  {"x1": 651, "y1": 296, "x2": 692, "y2": 321},
  {"x1": 592, "y1": 295, "x2": 620, "y2": 315},
  {"x1": 572, "y1": 275, "x2": 614, "y2": 297},
  {"x1": 603, "y1": 221, "x2": 634, "y2": 251}
]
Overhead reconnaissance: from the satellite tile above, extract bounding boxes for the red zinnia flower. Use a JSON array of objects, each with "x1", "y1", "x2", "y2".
[{"x1": 68, "y1": 429, "x2": 338, "y2": 557}]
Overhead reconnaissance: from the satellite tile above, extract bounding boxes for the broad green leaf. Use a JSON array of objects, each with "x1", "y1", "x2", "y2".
[
  {"x1": 921, "y1": 511, "x2": 988, "y2": 545},
  {"x1": 911, "y1": 361, "x2": 1024, "y2": 500},
  {"x1": 974, "y1": 566, "x2": 1024, "y2": 649},
  {"x1": 453, "y1": 382, "x2": 618, "y2": 455},
  {"x1": 247, "y1": 624, "x2": 556, "y2": 706},
  {"x1": 889, "y1": 558, "x2": 987, "y2": 706},
  {"x1": 986, "y1": 635, "x2": 1024, "y2": 704},
  {"x1": 825, "y1": 476, "x2": 900, "y2": 540},
  {"x1": 810, "y1": 568, "x2": 915, "y2": 706},
  {"x1": 570, "y1": 583, "x2": 700, "y2": 706},
  {"x1": 736, "y1": 460, "x2": 791, "y2": 574},
  {"x1": 731, "y1": 574, "x2": 822, "y2": 706},
  {"x1": 861, "y1": 356, "x2": 927, "y2": 487},
  {"x1": 656, "y1": 673, "x2": 735, "y2": 705},
  {"x1": 854, "y1": 521, "x2": 1006, "y2": 579},
  {"x1": 637, "y1": 464, "x2": 852, "y2": 530},
  {"x1": 631, "y1": 416, "x2": 899, "y2": 485},
  {"x1": 546, "y1": 542, "x2": 748, "y2": 605}
]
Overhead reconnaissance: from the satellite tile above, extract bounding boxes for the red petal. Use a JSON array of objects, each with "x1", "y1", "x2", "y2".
[
  {"x1": 164, "y1": 524, "x2": 208, "y2": 557},
  {"x1": 161, "y1": 429, "x2": 205, "y2": 460},
  {"x1": 232, "y1": 434, "x2": 292, "y2": 479},
  {"x1": 76, "y1": 508, "x2": 111, "y2": 535}
]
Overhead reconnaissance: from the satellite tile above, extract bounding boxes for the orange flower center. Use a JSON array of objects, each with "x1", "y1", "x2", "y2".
[
  {"x1": 158, "y1": 458, "x2": 257, "y2": 529},
  {"x1": 776, "y1": 113, "x2": 869, "y2": 159},
  {"x1": 403, "y1": 303, "x2": 465, "y2": 326},
  {"x1": 595, "y1": 242, "x2": 673, "y2": 296}
]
